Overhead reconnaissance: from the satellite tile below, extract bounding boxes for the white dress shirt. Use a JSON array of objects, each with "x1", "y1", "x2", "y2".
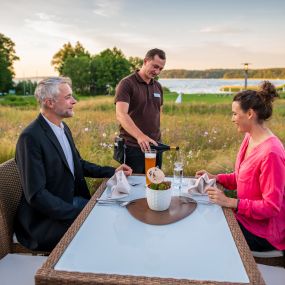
[{"x1": 42, "y1": 114, "x2": 75, "y2": 176}]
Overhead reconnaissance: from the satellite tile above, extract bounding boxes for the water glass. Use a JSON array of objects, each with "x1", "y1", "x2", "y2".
[{"x1": 173, "y1": 161, "x2": 183, "y2": 195}]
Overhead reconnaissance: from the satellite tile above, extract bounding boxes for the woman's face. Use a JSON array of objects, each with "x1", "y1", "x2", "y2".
[{"x1": 231, "y1": 101, "x2": 252, "y2": 133}]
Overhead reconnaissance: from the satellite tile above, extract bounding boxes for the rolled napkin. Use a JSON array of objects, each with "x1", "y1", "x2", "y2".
[
  {"x1": 106, "y1": 170, "x2": 131, "y2": 199},
  {"x1": 188, "y1": 173, "x2": 217, "y2": 195}
]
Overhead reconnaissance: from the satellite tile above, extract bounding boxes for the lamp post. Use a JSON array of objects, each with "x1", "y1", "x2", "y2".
[{"x1": 243, "y1": 63, "x2": 250, "y2": 90}]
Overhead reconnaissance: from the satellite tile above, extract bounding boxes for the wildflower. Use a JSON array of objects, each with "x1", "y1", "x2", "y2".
[
  {"x1": 84, "y1": 127, "x2": 89, "y2": 132},
  {"x1": 208, "y1": 139, "x2": 212, "y2": 143},
  {"x1": 102, "y1": 133, "x2": 106, "y2": 137},
  {"x1": 196, "y1": 150, "x2": 201, "y2": 157},
  {"x1": 203, "y1": 131, "x2": 208, "y2": 136},
  {"x1": 187, "y1": 150, "x2": 193, "y2": 159}
]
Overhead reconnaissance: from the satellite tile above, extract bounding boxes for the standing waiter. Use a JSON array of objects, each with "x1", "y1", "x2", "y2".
[{"x1": 115, "y1": 48, "x2": 166, "y2": 173}]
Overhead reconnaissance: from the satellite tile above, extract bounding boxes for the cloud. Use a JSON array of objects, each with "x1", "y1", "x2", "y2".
[
  {"x1": 200, "y1": 25, "x2": 246, "y2": 34},
  {"x1": 35, "y1": 12, "x2": 54, "y2": 21},
  {"x1": 24, "y1": 13, "x2": 73, "y2": 39},
  {"x1": 93, "y1": 0, "x2": 123, "y2": 17}
]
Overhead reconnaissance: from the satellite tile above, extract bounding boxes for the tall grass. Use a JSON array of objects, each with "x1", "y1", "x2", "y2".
[{"x1": 1, "y1": 95, "x2": 284, "y2": 190}]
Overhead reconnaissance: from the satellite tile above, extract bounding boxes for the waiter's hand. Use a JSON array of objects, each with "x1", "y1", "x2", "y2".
[
  {"x1": 115, "y1": 164, "x2": 132, "y2": 176},
  {"x1": 137, "y1": 134, "x2": 157, "y2": 153}
]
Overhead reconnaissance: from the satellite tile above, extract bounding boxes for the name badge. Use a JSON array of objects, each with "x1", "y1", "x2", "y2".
[{"x1": 153, "y1": 93, "x2": 161, "y2": 98}]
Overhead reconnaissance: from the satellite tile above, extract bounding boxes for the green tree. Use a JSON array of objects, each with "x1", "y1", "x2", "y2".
[
  {"x1": 62, "y1": 56, "x2": 92, "y2": 94},
  {"x1": 91, "y1": 47, "x2": 131, "y2": 94},
  {"x1": 0, "y1": 33, "x2": 19, "y2": 93},
  {"x1": 15, "y1": 80, "x2": 37, "y2": 95},
  {"x1": 129, "y1": 56, "x2": 143, "y2": 72},
  {"x1": 51, "y1": 41, "x2": 90, "y2": 74}
]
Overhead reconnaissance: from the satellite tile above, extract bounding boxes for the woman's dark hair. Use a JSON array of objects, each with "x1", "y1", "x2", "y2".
[{"x1": 233, "y1": 81, "x2": 279, "y2": 121}]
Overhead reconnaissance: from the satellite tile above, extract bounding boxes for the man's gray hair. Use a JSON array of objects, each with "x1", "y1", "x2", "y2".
[{"x1": 34, "y1": 77, "x2": 72, "y2": 106}]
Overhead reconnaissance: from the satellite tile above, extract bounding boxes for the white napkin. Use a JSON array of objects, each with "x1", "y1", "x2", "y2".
[
  {"x1": 106, "y1": 170, "x2": 131, "y2": 199},
  {"x1": 188, "y1": 173, "x2": 217, "y2": 195}
]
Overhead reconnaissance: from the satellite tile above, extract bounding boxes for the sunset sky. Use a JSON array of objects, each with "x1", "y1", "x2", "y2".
[{"x1": 1, "y1": 0, "x2": 285, "y2": 77}]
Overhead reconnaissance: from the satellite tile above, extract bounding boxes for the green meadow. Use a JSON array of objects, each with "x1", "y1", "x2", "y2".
[{"x1": 1, "y1": 92, "x2": 284, "y2": 191}]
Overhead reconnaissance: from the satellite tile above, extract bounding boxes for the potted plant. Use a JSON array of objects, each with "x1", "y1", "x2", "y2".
[{"x1": 146, "y1": 168, "x2": 172, "y2": 211}]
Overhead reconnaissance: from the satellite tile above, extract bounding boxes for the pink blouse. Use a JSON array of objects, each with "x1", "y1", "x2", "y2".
[{"x1": 217, "y1": 134, "x2": 285, "y2": 250}]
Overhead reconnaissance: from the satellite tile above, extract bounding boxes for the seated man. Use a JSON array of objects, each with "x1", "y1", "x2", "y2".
[{"x1": 15, "y1": 77, "x2": 132, "y2": 251}]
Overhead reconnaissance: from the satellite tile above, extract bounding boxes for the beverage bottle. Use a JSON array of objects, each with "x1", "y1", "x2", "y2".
[{"x1": 150, "y1": 142, "x2": 179, "y2": 153}]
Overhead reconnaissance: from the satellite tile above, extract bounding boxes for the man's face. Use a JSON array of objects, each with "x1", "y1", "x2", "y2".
[
  {"x1": 143, "y1": 55, "x2": 166, "y2": 80},
  {"x1": 52, "y1": 83, "x2": 77, "y2": 119}
]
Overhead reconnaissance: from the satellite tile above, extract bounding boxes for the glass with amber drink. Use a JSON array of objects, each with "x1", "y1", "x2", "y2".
[{"x1": 145, "y1": 150, "x2": 157, "y2": 185}]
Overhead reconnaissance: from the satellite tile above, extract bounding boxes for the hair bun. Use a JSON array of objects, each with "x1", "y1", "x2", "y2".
[{"x1": 258, "y1": 81, "x2": 278, "y2": 101}]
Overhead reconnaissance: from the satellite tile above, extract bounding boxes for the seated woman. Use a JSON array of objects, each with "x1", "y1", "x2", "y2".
[{"x1": 196, "y1": 81, "x2": 285, "y2": 252}]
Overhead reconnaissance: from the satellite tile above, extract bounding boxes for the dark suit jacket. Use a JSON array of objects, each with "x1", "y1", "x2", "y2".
[{"x1": 15, "y1": 114, "x2": 115, "y2": 251}]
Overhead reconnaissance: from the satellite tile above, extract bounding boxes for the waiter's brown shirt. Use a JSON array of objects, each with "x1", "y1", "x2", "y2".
[{"x1": 115, "y1": 71, "x2": 163, "y2": 147}]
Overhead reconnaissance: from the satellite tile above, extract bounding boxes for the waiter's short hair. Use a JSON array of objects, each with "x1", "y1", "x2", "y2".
[{"x1": 145, "y1": 48, "x2": 166, "y2": 60}]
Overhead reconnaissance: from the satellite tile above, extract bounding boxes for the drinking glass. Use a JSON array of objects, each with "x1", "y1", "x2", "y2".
[
  {"x1": 173, "y1": 161, "x2": 183, "y2": 188},
  {"x1": 173, "y1": 151, "x2": 184, "y2": 195},
  {"x1": 145, "y1": 150, "x2": 157, "y2": 185}
]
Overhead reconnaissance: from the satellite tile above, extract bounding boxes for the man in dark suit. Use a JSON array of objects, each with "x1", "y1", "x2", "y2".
[{"x1": 15, "y1": 77, "x2": 132, "y2": 251}]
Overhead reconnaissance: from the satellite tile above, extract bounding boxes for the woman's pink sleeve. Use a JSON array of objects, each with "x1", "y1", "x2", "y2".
[
  {"x1": 216, "y1": 173, "x2": 237, "y2": 190},
  {"x1": 238, "y1": 152, "x2": 285, "y2": 219}
]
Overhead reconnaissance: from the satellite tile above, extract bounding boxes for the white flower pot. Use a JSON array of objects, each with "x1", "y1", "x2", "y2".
[{"x1": 146, "y1": 186, "x2": 172, "y2": 211}]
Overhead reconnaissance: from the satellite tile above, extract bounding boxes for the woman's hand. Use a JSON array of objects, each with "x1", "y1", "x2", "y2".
[
  {"x1": 195, "y1": 169, "x2": 217, "y2": 180},
  {"x1": 115, "y1": 164, "x2": 133, "y2": 176},
  {"x1": 206, "y1": 187, "x2": 237, "y2": 208}
]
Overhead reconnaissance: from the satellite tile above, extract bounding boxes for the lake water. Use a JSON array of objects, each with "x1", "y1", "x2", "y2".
[{"x1": 158, "y1": 78, "x2": 285, "y2": 94}]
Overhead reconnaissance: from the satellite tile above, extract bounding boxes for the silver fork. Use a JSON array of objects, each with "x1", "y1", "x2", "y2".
[
  {"x1": 129, "y1": 182, "x2": 141, "y2": 186},
  {"x1": 96, "y1": 200, "x2": 133, "y2": 207},
  {"x1": 180, "y1": 196, "x2": 212, "y2": 205}
]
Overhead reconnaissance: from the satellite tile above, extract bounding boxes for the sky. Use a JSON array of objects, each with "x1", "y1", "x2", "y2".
[{"x1": 1, "y1": 0, "x2": 285, "y2": 77}]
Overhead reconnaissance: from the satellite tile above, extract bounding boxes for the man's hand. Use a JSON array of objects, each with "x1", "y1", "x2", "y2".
[
  {"x1": 195, "y1": 169, "x2": 217, "y2": 179},
  {"x1": 137, "y1": 134, "x2": 157, "y2": 152},
  {"x1": 115, "y1": 164, "x2": 132, "y2": 176}
]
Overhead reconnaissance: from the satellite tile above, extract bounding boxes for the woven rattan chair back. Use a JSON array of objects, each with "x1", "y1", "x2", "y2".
[{"x1": 0, "y1": 159, "x2": 23, "y2": 259}]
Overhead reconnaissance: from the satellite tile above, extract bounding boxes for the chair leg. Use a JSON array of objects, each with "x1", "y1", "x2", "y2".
[{"x1": 254, "y1": 256, "x2": 285, "y2": 268}]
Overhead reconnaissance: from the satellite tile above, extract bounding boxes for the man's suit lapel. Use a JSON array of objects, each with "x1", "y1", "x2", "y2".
[
  {"x1": 37, "y1": 114, "x2": 72, "y2": 174},
  {"x1": 63, "y1": 125, "x2": 82, "y2": 177}
]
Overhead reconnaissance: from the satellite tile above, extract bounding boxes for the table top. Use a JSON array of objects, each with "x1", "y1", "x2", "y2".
[{"x1": 36, "y1": 175, "x2": 265, "y2": 285}]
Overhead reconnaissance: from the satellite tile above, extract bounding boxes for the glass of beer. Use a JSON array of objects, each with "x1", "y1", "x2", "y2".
[{"x1": 145, "y1": 149, "x2": 157, "y2": 185}]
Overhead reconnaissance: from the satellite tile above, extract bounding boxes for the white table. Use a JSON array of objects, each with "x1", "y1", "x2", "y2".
[{"x1": 36, "y1": 176, "x2": 264, "y2": 285}]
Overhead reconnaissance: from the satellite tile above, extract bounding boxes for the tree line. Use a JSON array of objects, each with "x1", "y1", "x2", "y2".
[
  {"x1": 160, "y1": 68, "x2": 285, "y2": 79},
  {"x1": 0, "y1": 33, "x2": 143, "y2": 95},
  {"x1": 51, "y1": 42, "x2": 143, "y2": 95},
  {"x1": 0, "y1": 33, "x2": 19, "y2": 93},
  {"x1": 1, "y1": 32, "x2": 285, "y2": 95}
]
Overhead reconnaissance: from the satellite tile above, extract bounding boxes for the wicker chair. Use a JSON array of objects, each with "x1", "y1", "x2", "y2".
[
  {"x1": 253, "y1": 250, "x2": 284, "y2": 267},
  {"x1": 0, "y1": 158, "x2": 49, "y2": 255},
  {"x1": 0, "y1": 159, "x2": 48, "y2": 285}
]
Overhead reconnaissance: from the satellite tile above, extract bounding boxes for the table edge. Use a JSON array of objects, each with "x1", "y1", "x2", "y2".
[{"x1": 35, "y1": 178, "x2": 265, "y2": 285}]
